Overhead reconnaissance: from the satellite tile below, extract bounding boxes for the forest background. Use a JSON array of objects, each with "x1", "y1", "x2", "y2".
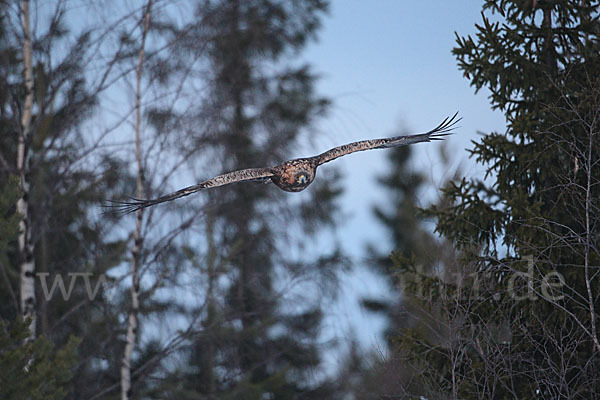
[{"x1": 1, "y1": 1, "x2": 598, "y2": 399}]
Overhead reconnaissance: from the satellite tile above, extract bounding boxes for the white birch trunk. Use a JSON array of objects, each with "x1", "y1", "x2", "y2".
[
  {"x1": 121, "y1": 2, "x2": 152, "y2": 398},
  {"x1": 18, "y1": 0, "x2": 36, "y2": 340}
]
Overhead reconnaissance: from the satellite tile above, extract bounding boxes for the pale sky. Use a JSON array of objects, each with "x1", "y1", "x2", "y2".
[{"x1": 299, "y1": 1, "x2": 507, "y2": 366}]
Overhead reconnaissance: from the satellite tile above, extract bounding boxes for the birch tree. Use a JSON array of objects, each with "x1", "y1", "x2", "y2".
[
  {"x1": 121, "y1": 2, "x2": 152, "y2": 399},
  {"x1": 17, "y1": 0, "x2": 36, "y2": 340}
]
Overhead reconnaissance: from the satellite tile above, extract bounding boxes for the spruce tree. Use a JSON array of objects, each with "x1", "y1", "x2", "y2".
[
  {"x1": 160, "y1": 1, "x2": 344, "y2": 398},
  {"x1": 0, "y1": 317, "x2": 80, "y2": 400},
  {"x1": 354, "y1": 134, "x2": 459, "y2": 399},
  {"x1": 375, "y1": 1, "x2": 600, "y2": 398},
  {"x1": 362, "y1": 132, "x2": 440, "y2": 338},
  {"x1": 0, "y1": 179, "x2": 80, "y2": 400}
]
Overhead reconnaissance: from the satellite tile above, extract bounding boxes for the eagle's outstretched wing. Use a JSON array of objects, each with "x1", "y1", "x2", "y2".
[
  {"x1": 311, "y1": 112, "x2": 460, "y2": 166},
  {"x1": 106, "y1": 113, "x2": 459, "y2": 215},
  {"x1": 105, "y1": 167, "x2": 274, "y2": 215}
]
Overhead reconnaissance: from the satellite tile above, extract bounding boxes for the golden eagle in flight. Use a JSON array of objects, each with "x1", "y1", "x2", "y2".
[{"x1": 108, "y1": 113, "x2": 459, "y2": 215}]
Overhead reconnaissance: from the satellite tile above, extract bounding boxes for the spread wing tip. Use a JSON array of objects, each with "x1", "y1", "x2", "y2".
[
  {"x1": 102, "y1": 198, "x2": 147, "y2": 216},
  {"x1": 424, "y1": 112, "x2": 461, "y2": 140},
  {"x1": 432, "y1": 111, "x2": 461, "y2": 132}
]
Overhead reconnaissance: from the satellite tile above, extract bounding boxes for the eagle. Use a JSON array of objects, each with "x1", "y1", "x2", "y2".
[{"x1": 107, "y1": 113, "x2": 459, "y2": 215}]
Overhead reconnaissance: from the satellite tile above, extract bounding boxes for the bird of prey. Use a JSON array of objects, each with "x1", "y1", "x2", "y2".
[{"x1": 107, "y1": 113, "x2": 460, "y2": 215}]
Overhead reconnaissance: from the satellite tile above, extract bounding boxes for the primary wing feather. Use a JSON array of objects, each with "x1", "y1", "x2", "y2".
[
  {"x1": 105, "y1": 167, "x2": 274, "y2": 215},
  {"x1": 313, "y1": 112, "x2": 460, "y2": 166}
]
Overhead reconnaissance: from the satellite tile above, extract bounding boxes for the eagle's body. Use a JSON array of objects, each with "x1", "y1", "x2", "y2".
[
  {"x1": 107, "y1": 113, "x2": 460, "y2": 215},
  {"x1": 271, "y1": 158, "x2": 317, "y2": 192}
]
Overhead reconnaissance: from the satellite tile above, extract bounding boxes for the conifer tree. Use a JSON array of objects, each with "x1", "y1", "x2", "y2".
[
  {"x1": 0, "y1": 179, "x2": 80, "y2": 400},
  {"x1": 369, "y1": 139, "x2": 440, "y2": 282},
  {"x1": 0, "y1": 317, "x2": 80, "y2": 400},
  {"x1": 0, "y1": 178, "x2": 23, "y2": 320},
  {"x1": 159, "y1": 1, "x2": 344, "y2": 398},
  {"x1": 361, "y1": 130, "x2": 441, "y2": 338},
  {"x1": 354, "y1": 132, "x2": 458, "y2": 399},
  {"x1": 372, "y1": 1, "x2": 600, "y2": 398}
]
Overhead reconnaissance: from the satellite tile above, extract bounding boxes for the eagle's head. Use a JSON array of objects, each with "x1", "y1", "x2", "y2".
[{"x1": 271, "y1": 159, "x2": 316, "y2": 192}]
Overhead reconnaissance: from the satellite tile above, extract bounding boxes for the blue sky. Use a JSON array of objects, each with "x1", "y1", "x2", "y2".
[{"x1": 298, "y1": 1, "x2": 507, "y2": 364}]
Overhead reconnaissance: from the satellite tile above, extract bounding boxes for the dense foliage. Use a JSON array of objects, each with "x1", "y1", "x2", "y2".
[{"x1": 368, "y1": 1, "x2": 600, "y2": 399}]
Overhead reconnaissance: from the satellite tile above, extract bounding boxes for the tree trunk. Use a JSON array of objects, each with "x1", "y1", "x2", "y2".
[
  {"x1": 18, "y1": 0, "x2": 36, "y2": 340},
  {"x1": 121, "y1": 2, "x2": 152, "y2": 399}
]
